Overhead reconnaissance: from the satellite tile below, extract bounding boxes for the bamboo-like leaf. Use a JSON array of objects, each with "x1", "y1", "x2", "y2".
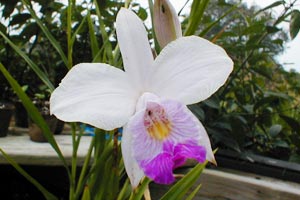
[
  {"x1": 184, "y1": 0, "x2": 210, "y2": 36},
  {"x1": 160, "y1": 161, "x2": 207, "y2": 200},
  {"x1": 117, "y1": 179, "x2": 131, "y2": 200},
  {"x1": 81, "y1": 186, "x2": 91, "y2": 200},
  {"x1": 75, "y1": 137, "x2": 95, "y2": 198},
  {"x1": 186, "y1": 184, "x2": 202, "y2": 200},
  {"x1": 67, "y1": 0, "x2": 73, "y2": 69},
  {"x1": 71, "y1": 16, "x2": 87, "y2": 45},
  {"x1": 0, "y1": 31, "x2": 55, "y2": 91},
  {"x1": 255, "y1": 0, "x2": 284, "y2": 16},
  {"x1": 290, "y1": 9, "x2": 300, "y2": 39},
  {"x1": 21, "y1": 0, "x2": 68, "y2": 68},
  {"x1": 129, "y1": 178, "x2": 151, "y2": 200},
  {"x1": 199, "y1": 4, "x2": 239, "y2": 37},
  {"x1": 87, "y1": 12, "x2": 100, "y2": 58},
  {"x1": 0, "y1": 62, "x2": 69, "y2": 174},
  {"x1": 89, "y1": 133, "x2": 113, "y2": 198},
  {"x1": 0, "y1": 149, "x2": 58, "y2": 200},
  {"x1": 94, "y1": 1, "x2": 113, "y2": 64},
  {"x1": 93, "y1": 132, "x2": 121, "y2": 200}
]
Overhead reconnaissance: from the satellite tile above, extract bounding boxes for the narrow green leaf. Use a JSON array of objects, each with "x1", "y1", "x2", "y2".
[
  {"x1": 255, "y1": 1, "x2": 284, "y2": 15},
  {"x1": 94, "y1": 1, "x2": 113, "y2": 64},
  {"x1": 67, "y1": 0, "x2": 73, "y2": 69},
  {"x1": 280, "y1": 114, "x2": 300, "y2": 132},
  {"x1": 81, "y1": 186, "x2": 91, "y2": 200},
  {"x1": 186, "y1": 184, "x2": 202, "y2": 200},
  {"x1": 200, "y1": 4, "x2": 238, "y2": 37},
  {"x1": 71, "y1": 16, "x2": 87, "y2": 45},
  {"x1": 129, "y1": 178, "x2": 151, "y2": 200},
  {"x1": 75, "y1": 137, "x2": 95, "y2": 198},
  {"x1": 21, "y1": 0, "x2": 68, "y2": 68},
  {"x1": 117, "y1": 179, "x2": 131, "y2": 200},
  {"x1": 87, "y1": 12, "x2": 100, "y2": 58},
  {"x1": 290, "y1": 9, "x2": 300, "y2": 39},
  {"x1": 184, "y1": 0, "x2": 210, "y2": 36},
  {"x1": 0, "y1": 62, "x2": 69, "y2": 175},
  {"x1": 0, "y1": 31, "x2": 55, "y2": 91},
  {"x1": 0, "y1": 148, "x2": 58, "y2": 200},
  {"x1": 160, "y1": 162, "x2": 207, "y2": 200}
]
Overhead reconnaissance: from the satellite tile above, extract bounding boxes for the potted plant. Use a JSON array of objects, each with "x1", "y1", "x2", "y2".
[
  {"x1": 0, "y1": 83, "x2": 14, "y2": 137},
  {"x1": 28, "y1": 88, "x2": 65, "y2": 142},
  {"x1": 28, "y1": 99, "x2": 58, "y2": 142}
]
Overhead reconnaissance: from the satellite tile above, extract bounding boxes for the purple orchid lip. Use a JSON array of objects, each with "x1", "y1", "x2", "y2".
[
  {"x1": 140, "y1": 141, "x2": 206, "y2": 184},
  {"x1": 129, "y1": 95, "x2": 207, "y2": 184}
]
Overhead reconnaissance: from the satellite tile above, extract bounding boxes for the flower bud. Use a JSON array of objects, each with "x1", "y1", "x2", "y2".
[{"x1": 153, "y1": 0, "x2": 182, "y2": 48}]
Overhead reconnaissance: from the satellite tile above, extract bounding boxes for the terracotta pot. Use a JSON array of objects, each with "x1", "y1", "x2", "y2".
[
  {"x1": 28, "y1": 101, "x2": 57, "y2": 142},
  {"x1": 29, "y1": 116, "x2": 58, "y2": 142},
  {"x1": 0, "y1": 102, "x2": 14, "y2": 137}
]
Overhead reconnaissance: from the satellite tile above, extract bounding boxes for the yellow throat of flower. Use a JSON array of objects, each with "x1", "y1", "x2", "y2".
[{"x1": 144, "y1": 103, "x2": 171, "y2": 141}]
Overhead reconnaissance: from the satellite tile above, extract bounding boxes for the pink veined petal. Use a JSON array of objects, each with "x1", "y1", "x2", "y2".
[
  {"x1": 149, "y1": 36, "x2": 233, "y2": 105},
  {"x1": 116, "y1": 8, "x2": 154, "y2": 90},
  {"x1": 50, "y1": 63, "x2": 138, "y2": 130},
  {"x1": 121, "y1": 125, "x2": 145, "y2": 188},
  {"x1": 162, "y1": 99, "x2": 216, "y2": 164},
  {"x1": 128, "y1": 109, "x2": 163, "y2": 162},
  {"x1": 162, "y1": 99, "x2": 200, "y2": 142}
]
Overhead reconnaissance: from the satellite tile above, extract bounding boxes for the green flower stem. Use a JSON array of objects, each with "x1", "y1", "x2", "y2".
[
  {"x1": 70, "y1": 123, "x2": 78, "y2": 200},
  {"x1": 125, "y1": 0, "x2": 132, "y2": 8},
  {"x1": 129, "y1": 178, "x2": 151, "y2": 200},
  {"x1": 184, "y1": 0, "x2": 210, "y2": 36},
  {"x1": 75, "y1": 136, "x2": 95, "y2": 198},
  {"x1": 67, "y1": 0, "x2": 73, "y2": 69},
  {"x1": 117, "y1": 179, "x2": 130, "y2": 200}
]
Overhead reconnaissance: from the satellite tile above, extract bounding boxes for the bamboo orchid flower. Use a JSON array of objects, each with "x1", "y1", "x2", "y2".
[{"x1": 50, "y1": 8, "x2": 233, "y2": 187}]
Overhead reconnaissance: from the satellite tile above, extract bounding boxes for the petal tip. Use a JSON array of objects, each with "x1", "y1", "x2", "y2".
[{"x1": 210, "y1": 158, "x2": 217, "y2": 166}]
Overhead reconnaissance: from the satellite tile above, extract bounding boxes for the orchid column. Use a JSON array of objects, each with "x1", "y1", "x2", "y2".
[{"x1": 50, "y1": 5, "x2": 233, "y2": 188}]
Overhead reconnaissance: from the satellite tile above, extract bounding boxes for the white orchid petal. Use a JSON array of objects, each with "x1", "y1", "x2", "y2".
[
  {"x1": 195, "y1": 120, "x2": 216, "y2": 164},
  {"x1": 50, "y1": 63, "x2": 137, "y2": 130},
  {"x1": 150, "y1": 36, "x2": 233, "y2": 105},
  {"x1": 116, "y1": 8, "x2": 154, "y2": 88},
  {"x1": 122, "y1": 125, "x2": 145, "y2": 188}
]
